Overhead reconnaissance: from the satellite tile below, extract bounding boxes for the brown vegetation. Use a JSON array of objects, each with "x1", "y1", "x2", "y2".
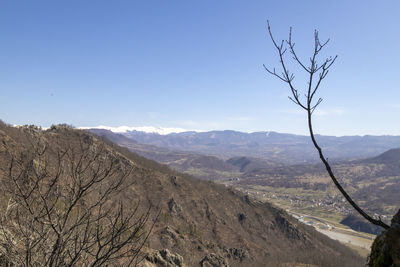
[{"x1": 0, "y1": 123, "x2": 155, "y2": 266}]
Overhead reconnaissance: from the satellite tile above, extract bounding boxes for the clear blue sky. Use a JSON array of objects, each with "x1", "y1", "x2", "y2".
[{"x1": 1, "y1": 0, "x2": 400, "y2": 136}]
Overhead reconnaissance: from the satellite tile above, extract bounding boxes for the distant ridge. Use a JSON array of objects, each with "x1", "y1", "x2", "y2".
[
  {"x1": 85, "y1": 127, "x2": 400, "y2": 164},
  {"x1": 362, "y1": 148, "x2": 400, "y2": 164},
  {"x1": 81, "y1": 125, "x2": 400, "y2": 137},
  {"x1": 79, "y1": 125, "x2": 191, "y2": 135}
]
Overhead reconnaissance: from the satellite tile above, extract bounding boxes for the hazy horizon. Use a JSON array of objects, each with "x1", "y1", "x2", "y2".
[
  {"x1": 79, "y1": 125, "x2": 400, "y2": 137},
  {"x1": 7, "y1": 122, "x2": 397, "y2": 137}
]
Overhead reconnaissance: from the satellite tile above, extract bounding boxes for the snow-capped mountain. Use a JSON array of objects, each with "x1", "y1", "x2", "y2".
[{"x1": 79, "y1": 125, "x2": 190, "y2": 135}]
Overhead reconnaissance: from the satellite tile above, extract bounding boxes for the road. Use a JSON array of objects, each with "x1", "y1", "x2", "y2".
[{"x1": 287, "y1": 210, "x2": 375, "y2": 252}]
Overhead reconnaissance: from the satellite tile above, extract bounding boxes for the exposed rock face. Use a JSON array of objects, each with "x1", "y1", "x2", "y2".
[
  {"x1": 368, "y1": 209, "x2": 400, "y2": 266},
  {"x1": 160, "y1": 226, "x2": 185, "y2": 247},
  {"x1": 168, "y1": 198, "x2": 182, "y2": 216},
  {"x1": 223, "y1": 247, "x2": 249, "y2": 262},
  {"x1": 200, "y1": 253, "x2": 229, "y2": 267},
  {"x1": 274, "y1": 211, "x2": 308, "y2": 243},
  {"x1": 143, "y1": 249, "x2": 184, "y2": 267},
  {"x1": 170, "y1": 176, "x2": 180, "y2": 187}
]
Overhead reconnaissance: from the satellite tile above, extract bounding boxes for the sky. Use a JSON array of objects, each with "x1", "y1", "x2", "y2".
[{"x1": 1, "y1": 1, "x2": 400, "y2": 136}]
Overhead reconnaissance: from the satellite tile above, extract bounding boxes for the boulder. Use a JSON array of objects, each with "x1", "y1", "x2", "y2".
[
  {"x1": 224, "y1": 247, "x2": 249, "y2": 262},
  {"x1": 160, "y1": 226, "x2": 184, "y2": 247},
  {"x1": 168, "y1": 198, "x2": 182, "y2": 216},
  {"x1": 142, "y1": 249, "x2": 184, "y2": 267}
]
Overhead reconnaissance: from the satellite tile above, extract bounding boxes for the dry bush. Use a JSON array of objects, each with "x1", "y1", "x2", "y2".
[{"x1": 0, "y1": 127, "x2": 154, "y2": 266}]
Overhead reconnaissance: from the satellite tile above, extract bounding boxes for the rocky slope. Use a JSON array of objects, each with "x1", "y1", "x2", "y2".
[{"x1": 0, "y1": 122, "x2": 364, "y2": 266}]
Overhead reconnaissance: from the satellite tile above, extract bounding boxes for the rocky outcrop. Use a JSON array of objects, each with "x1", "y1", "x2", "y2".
[
  {"x1": 200, "y1": 253, "x2": 229, "y2": 267},
  {"x1": 142, "y1": 249, "x2": 184, "y2": 267},
  {"x1": 368, "y1": 209, "x2": 400, "y2": 266},
  {"x1": 274, "y1": 211, "x2": 308, "y2": 242},
  {"x1": 168, "y1": 198, "x2": 182, "y2": 216},
  {"x1": 160, "y1": 226, "x2": 185, "y2": 247},
  {"x1": 224, "y1": 247, "x2": 249, "y2": 262},
  {"x1": 170, "y1": 176, "x2": 180, "y2": 187}
]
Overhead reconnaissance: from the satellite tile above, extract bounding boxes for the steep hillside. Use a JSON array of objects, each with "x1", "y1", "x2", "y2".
[{"x1": 0, "y1": 122, "x2": 364, "y2": 266}]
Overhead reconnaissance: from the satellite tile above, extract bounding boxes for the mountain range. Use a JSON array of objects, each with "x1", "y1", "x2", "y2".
[{"x1": 88, "y1": 127, "x2": 400, "y2": 164}]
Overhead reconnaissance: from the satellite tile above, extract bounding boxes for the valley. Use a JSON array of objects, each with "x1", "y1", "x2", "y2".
[{"x1": 89, "y1": 128, "x2": 400, "y2": 256}]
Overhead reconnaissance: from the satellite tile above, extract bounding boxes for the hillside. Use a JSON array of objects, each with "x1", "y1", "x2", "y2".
[
  {"x1": 0, "y1": 122, "x2": 364, "y2": 266},
  {"x1": 361, "y1": 148, "x2": 400, "y2": 165}
]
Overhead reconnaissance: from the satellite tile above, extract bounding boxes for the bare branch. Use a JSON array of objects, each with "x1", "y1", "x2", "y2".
[
  {"x1": 0, "y1": 131, "x2": 156, "y2": 265},
  {"x1": 264, "y1": 21, "x2": 390, "y2": 230}
]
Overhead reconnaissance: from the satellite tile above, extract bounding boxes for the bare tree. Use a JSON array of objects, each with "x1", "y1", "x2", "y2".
[
  {"x1": 264, "y1": 21, "x2": 390, "y2": 230},
  {"x1": 0, "y1": 128, "x2": 156, "y2": 266}
]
